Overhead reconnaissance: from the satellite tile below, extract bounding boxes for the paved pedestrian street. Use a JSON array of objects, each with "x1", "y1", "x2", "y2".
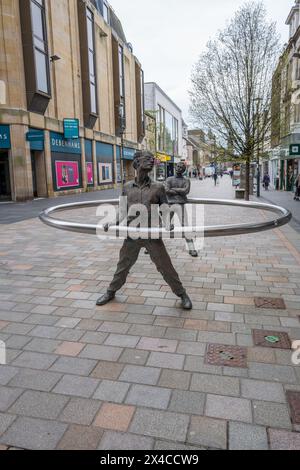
[{"x1": 0, "y1": 178, "x2": 300, "y2": 450}]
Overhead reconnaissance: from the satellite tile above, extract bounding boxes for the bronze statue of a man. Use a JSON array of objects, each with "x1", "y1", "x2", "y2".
[
  {"x1": 96, "y1": 151, "x2": 193, "y2": 310},
  {"x1": 165, "y1": 162, "x2": 198, "y2": 258}
]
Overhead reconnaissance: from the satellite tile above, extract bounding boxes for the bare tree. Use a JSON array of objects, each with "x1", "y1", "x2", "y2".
[{"x1": 190, "y1": 1, "x2": 280, "y2": 199}]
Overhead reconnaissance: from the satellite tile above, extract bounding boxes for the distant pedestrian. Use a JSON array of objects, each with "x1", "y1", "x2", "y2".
[
  {"x1": 230, "y1": 170, "x2": 234, "y2": 179},
  {"x1": 263, "y1": 174, "x2": 270, "y2": 191},
  {"x1": 294, "y1": 174, "x2": 300, "y2": 201},
  {"x1": 213, "y1": 172, "x2": 218, "y2": 186},
  {"x1": 275, "y1": 173, "x2": 280, "y2": 191}
]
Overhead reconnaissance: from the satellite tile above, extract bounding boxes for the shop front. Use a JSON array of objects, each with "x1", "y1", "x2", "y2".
[
  {"x1": 0, "y1": 125, "x2": 11, "y2": 200},
  {"x1": 96, "y1": 142, "x2": 114, "y2": 186},
  {"x1": 123, "y1": 147, "x2": 135, "y2": 181},
  {"x1": 50, "y1": 132, "x2": 83, "y2": 192},
  {"x1": 27, "y1": 128, "x2": 47, "y2": 198},
  {"x1": 85, "y1": 140, "x2": 94, "y2": 188},
  {"x1": 155, "y1": 152, "x2": 173, "y2": 181}
]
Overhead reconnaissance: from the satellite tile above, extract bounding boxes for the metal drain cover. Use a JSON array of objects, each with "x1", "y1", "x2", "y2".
[
  {"x1": 205, "y1": 344, "x2": 247, "y2": 368},
  {"x1": 287, "y1": 391, "x2": 300, "y2": 424},
  {"x1": 252, "y1": 330, "x2": 291, "y2": 350},
  {"x1": 254, "y1": 297, "x2": 286, "y2": 310}
]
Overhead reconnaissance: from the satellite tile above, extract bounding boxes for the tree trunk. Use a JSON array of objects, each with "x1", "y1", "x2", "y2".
[{"x1": 244, "y1": 156, "x2": 250, "y2": 201}]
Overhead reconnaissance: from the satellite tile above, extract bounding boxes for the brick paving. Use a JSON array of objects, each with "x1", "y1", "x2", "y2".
[{"x1": 0, "y1": 177, "x2": 300, "y2": 450}]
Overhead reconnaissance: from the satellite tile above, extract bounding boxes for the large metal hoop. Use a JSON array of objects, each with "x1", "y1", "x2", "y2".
[{"x1": 39, "y1": 198, "x2": 292, "y2": 238}]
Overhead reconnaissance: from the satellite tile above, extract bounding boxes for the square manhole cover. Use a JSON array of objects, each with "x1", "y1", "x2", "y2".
[
  {"x1": 254, "y1": 297, "x2": 286, "y2": 310},
  {"x1": 252, "y1": 329, "x2": 291, "y2": 349},
  {"x1": 205, "y1": 344, "x2": 247, "y2": 368},
  {"x1": 287, "y1": 391, "x2": 300, "y2": 424}
]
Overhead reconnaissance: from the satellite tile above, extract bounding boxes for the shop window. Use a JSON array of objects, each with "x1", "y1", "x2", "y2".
[
  {"x1": 78, "y1": 2, "x2": 99, "y2": 128},
  {"x1": 112, "y1": 37, "x2": 126, "y2": 136}
]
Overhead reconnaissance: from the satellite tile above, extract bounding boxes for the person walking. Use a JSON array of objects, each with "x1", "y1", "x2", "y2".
[
  {"x1": 263, "y1": 173, "x2": 270, "y2": 191},
  {"x1": 213, "y1": 171, "x2": 218, "y2": 186}
]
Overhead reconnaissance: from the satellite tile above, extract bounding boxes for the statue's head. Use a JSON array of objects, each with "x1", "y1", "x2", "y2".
[
  {"x1": 133, "y1": 151, "x2": 155, "y2": 172},
  {"x1": 175, "y1": 162, "x2": 187, "y2": 176}
]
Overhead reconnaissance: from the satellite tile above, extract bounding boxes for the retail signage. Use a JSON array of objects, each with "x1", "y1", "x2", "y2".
[
  {"x1": 55, "y1": 161, "x2": 80, "y2": 189},
  {"x1": 0, "y1": 125, "x2": 10, "y2": 149},
  {"x1": 156, "y1": 152, "x2": 171, "y2": 163},
  {"x1": 64, "y1": 119, "x2": 79, "y2": 139},
  {"x1": 86, "y1": 162, "x2": 94, "y2": 185},
  {"x1": 50, "y1": 132, "x2": 81, "y2": 154},
  {"x1": 26, "y1": 129, "x2": 44, "y2": 142},
  {"x1": 290, "y1": 144, "x2": 300, "y2": 156},
  {"x1": 123, "y1": 148, "x2": 136, "y2": 160}
]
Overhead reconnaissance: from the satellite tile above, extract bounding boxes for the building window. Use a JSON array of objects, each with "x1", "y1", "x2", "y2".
[
  {"x1": 86, "y1": 8, "x2": 97, "y2": 115},
  {"x1": 140, "y1": 69, "x2": 145, "y2": 131},
  {"x1": 158, "y1": 105, "x2": 165, "y2": 152},
  {"x1": 30, "y1": 0, "x2": 50, "y2": 95},
  {"x1": 103, "y1": 1, "x2": 109, "y2": 23},
  {"x1": 118, "y1": 45, "x2": 126, "y2": 125}
]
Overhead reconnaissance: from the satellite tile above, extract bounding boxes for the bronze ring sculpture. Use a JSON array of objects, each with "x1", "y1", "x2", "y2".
[{"x1": 39, "y1": 198, "x2": 292, "y2": 238}]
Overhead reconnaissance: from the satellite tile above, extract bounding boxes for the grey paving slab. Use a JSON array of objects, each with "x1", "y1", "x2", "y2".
[
  {"x1": 0, "y1": 366, "x2": 19, "y2": 385},
  {"x1": 104, "y1": 334, "x2": 140, "y2": 349},
  {"x1": 241, "y1": 379, "x2": 286, "y2": 403},
  {"x1": 23, "y1": 338, "x2": 61, "y2": 354},
  {"x1": 206, "y1": 394, "x2": 252, "y2": 423},
  {"x1": 0, "y1": 387, "x2": 24, "y2": 412},
  {"x1": 190, "y1": 373, "x2": 240, "y2": 397},
  {"x1": 168, "y1": 390, "x2": 205, "y2": 415},
  {"x1": 158, "y1": 370, "x2": 191, "y2": 391},
  {"x1": 9, "y1": 369, "x2": 62, "y2": 392},
  {"x1": 229, "y1": 422, "x2": 269, "y2": 450},
  {"x1": 187, "y1": 416, "x2": 227, "y2": 450},
  {"x1": 59, "y1": 398, "x2": 102, "y2": 426},
  {"x1": 120, "y1": 365, "x2": 161, "y2": 385},
  {"x1": 8, "y1": 390, "x2": 69, "y2": 420},
  {"x1": 249, "y1": 362, "x2": 297, "y2": 384},
  {"x1": 98, "y1": 431, "x2": 154, "y2": 450},
  {"x1": 80, "y1": 345, "x2": 123, "y2": 362},
  {"x1": 50, "y1": 356, "x2": 97, "y2": 376},
  {"x1": 0, "y1": 413, "x2": 17, "y2": 435},
  {"x1": 0, "y1": 417, "x2": 68, "y2": 450},
  {"x1": 119, "y1": 349, "x2": 149, "y2": 366},
  {"x1": 130, "y1": 408, "x2": 189, "y2": 442},
  {"x1": 253, "y1": 401, "x2": 292, "y2": 429},
  {"x1": 12, "y1": 352, "x2": 58, "y2": 370},
  {"x1": 125, "y1": 385, "x2": 171, "y2": 410},
  {"x1": 93, "y1": 380, "x2": 130, "y2": 404},
  {"x1": 53, "y1": 375, "x2": 99, "y2": 398},
  {"x1": 147, "y1": 352, "x2": 185, "y2": 370}
]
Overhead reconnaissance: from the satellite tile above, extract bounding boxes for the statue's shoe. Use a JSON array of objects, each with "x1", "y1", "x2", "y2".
[
  {"x1": 189, "y1": 250, "x2": 198, "y2": 258},
  {"x1": 96, "y1": 291, "x2": 115, "y2": 306},
  {"x1": 180, "y1": 293, "x2": 193, "y2": 310}
]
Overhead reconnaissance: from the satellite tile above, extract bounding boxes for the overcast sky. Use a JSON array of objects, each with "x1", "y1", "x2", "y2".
[{"x1": 110, "y1": 0, "x2": 292, "y2": 123}]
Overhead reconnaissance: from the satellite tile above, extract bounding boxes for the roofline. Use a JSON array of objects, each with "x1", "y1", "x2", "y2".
[
  {"x1": 144, "y1": 82, "x2": 182, "y2": 114},
  {"x1": 286, "y1": 5, "x2": 299, "y2": 25}
]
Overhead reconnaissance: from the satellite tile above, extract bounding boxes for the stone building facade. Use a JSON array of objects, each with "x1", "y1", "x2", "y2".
[
  {"x1": 270, "y1": 0, "x2": 300, "y2": 191},
  {"x1": 0, "y1": 0, "x2": 145, "y2": 201}
]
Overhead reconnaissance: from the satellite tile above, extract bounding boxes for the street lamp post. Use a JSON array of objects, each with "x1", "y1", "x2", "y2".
[{"x1": 118, "y1": 105, "x2": 126, "y2": 191}]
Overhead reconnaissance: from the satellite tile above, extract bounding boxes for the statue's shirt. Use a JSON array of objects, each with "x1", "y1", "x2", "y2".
[
  {"x1": 165, "y1": 175, "x2": 191, "y2": 204},
  {"x1": 118, "y1": 177, "x2": 168, "y2": 227}
]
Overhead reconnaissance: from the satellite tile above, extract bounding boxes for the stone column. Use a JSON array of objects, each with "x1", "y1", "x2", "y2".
[
  {"x1": 10, "y1": 124, "x2": 33, "y2": 202},
  {"x1": 44, "y1": 130, "x2": 54, "y2": 197},
  {"x1": 81, "y1": 137, "x2": 87, "y2": 191},
  {"x1": 93, "y1": 139, "x2": 98, "y2": 190}
]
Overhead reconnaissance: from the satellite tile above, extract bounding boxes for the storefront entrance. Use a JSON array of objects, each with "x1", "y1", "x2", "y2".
[
  {"x1": 0, "y1": 152, "x2": 11, "y2": 200},
  {"x1": 30, "y1": 150, "x2": 47, "y2": 198}
]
